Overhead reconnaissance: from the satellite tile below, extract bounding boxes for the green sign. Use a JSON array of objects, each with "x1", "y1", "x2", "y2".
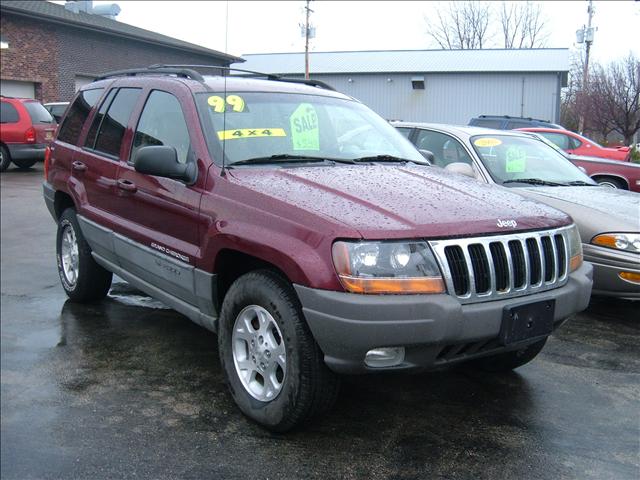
[
  {"x1": 506, "y1": 146, "x2": 527, "y2": 173},
  {"x1": 289, "y1": 103, "x2": 319, "y2": 151}
]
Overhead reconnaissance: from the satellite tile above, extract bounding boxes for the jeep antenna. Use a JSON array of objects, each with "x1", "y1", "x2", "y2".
[{"x1": 220, "y1": 0, "x2": 230, "y2": 177}]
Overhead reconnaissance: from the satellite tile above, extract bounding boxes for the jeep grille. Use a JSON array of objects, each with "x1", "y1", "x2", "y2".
[{"x1": 429, "y1": 226, "x2": 571, "y2": 304}]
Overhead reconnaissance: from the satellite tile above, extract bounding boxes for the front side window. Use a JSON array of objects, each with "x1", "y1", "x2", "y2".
[
  {"x1": 91, "y1": 88, "x2": 141, "y2": 157},
  {"x1": 539, "y1": 132, "x2": 570, "y2": 150},
  {"x1": 414, "y1": 130, "x2": 473, "y2": 167},
  {"x1": 132, "y1": 90, "x2": 191, "y2": 164},
  {"x1": 470, "y1": 134, "x2": 596, "y2": 186},
  {"x1": 196, "y1": 92, "x2": 424, "y2": 166},
  {"x1": 0, "y1": 102, "x2": 19, "y2": 123},
  {"x1": 57, "y1": 88, "x2": 104, "y2": 145}
]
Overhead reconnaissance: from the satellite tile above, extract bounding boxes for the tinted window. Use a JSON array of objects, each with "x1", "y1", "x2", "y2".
[
  {"x1": 57, "y1": 88, "x2": 104, "y2": 145},
  {"x1": 85, "y1": 89, "x2": 117, "y2": 149},
  {"x1": 0, "y1": 102, "x2": 19, "y2": 123},
  {"x1": 414, "y1": 130, "x2": 473, "y2": 167},
  {"x1": 93, "y1": 88, "x2": 141, "y2": 157},
  {"x1": 395, "y1": 127, "x2": 412, "y2": 139},
  {"x1": 132, "y1": 91, "x2": 191, "y2": 164},
  {"x1": 23, "y1": 101, "x2": 54, "y2": 124},
  {"x1": 471, "y1": 119, "x2": 504, "y2": 129},
  {"x1": 539, "y1": 132, "x2": 570, "y2": 150},
  {"x1": 506, "y1": 120, "x2": 532, "y2": 129}
]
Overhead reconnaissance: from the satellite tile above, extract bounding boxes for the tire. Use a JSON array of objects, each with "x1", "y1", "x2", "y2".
[
  {"x1": 56, "y1": 208, "x2": 113, "y2": 302},
  {"x1": 0, "y1": 145, "x2": 11, "y2": 172},
  {"x1": 594, "y1": 176, "x2": 626, "y2": 189},
  {"x1": 470, "y1": 338, "x2": 547, "y2": 372},
  {"x1": 12, "y1": 158, "x2": 38, "y2": 170},
  {"x1": 218, "y1": 270, "x2": 340, "y2": 432}
]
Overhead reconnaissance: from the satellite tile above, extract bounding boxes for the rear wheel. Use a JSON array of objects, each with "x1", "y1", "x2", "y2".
[
  {"x1": 0, "y1": 145, "x2": 11, "y2": 172},
  {"x1": 12, "y1": 158, "x2": 38, "y2": 170},
  {"x1": 218, "y1": 270, "x2": 339, "y2": 432},
  {"x1": 594, "y1": 176, "x2": 626, "y2": 189},
  {"x1": 56, "y1": 208, "x2": 113, "y2": 302},
  {"x1": 470, "y1": 338, "x2": 547, "y2": 372}
]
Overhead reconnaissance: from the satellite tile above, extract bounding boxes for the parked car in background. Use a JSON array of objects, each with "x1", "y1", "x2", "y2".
[
  {"x1": 44, "y1": 102, "x2": 70, "y2": 123},
  {"x1": 1, "y1": 96, "x2": 57, "y2": 171},
  {"x1": 518, "y1": 127, "x2": 631, "y2": 162},
  {"x1": 522, "y1": 131, "x2": 640, "y2": 191},
  {"x1": 43, "y1": 67, "x2": 592, "y2": 431},
  {"x1": 469, "y1": 115, "x2": 563, "y2": 130},
  {"x1": 394, "y1": 122, "x2": 640, "y2": 299}
]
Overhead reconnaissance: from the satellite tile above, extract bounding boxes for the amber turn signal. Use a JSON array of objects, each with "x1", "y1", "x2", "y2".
[{"x1": 338, "y1": 275, "x2": 445, "y2": 294}]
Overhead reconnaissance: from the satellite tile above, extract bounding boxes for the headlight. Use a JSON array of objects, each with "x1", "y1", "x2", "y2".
[
  {"x1": 567, "y1": 224, "x2": 583, "y2": 272},
  {"x1": 332, "y1": 240, "x2": 445, "y2": 294},
  {"x1": 591, "y1": 233, "x2": 640, "y2": 254}
]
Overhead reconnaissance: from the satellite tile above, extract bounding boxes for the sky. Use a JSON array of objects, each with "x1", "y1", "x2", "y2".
[{"x1": 59, "y1": 1, "x2": 639, "y2": 63}]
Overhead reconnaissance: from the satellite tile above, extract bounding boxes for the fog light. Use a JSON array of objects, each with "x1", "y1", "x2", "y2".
[{"x1": 364, "y1": 347, "x2": 405, "y2": 368}]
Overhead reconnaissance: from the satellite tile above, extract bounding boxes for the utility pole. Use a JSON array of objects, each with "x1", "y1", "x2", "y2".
[
  {"x1": 304, "y1": 0, "x2": 313, "y2": 79},
  {"x1": 578, "y1": 0, "x2": 595, "y2": 134}
]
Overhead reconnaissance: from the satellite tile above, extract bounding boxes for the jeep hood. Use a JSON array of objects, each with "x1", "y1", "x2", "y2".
[{"x1": 227, "y1": 165, "x2": 570, "y2": 239}]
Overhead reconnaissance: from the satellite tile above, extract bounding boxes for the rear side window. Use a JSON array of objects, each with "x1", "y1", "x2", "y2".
[
  {"x1": 506, "y1": 120, "x2": 532, "y2": 129},
  {"x1": 84, "y1": 89, "x2": 117, "y2": 149},
  {"x1": 395, "y1": 127, "x2": 412, "y2": 139},
  {"x1": 91, "y1": 88, "x2": 142, "y2": 158},
  {"x1": 0, "y1": 102, "x2": 20, "y2": 123},
  {"x1": 57, "y1": 88, "x2": 104, "y2": 145},
  {"x1": 415, "y1": 130, "x2": 473, "y2": 168},
  {"x1": 131, "y1": 90, "x2": 191, "y2": 164},
  {"x1": 23, "y1": 101, "x2": 54, "y2": 124}
]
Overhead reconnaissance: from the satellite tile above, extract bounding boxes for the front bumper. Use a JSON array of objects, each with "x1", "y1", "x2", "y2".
[
  {"x1": 583, "y1": 244, "x2": 640, "y2": 299},
  {"x1": 295, "y1": 262, "x2": 593, "y2": 374},
  {"x1": 7, "y1": 143, "x2": 46, "y2": 161}
]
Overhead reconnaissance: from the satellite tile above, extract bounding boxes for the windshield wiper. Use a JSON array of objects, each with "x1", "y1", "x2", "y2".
[
  {"x1": 351, "y1": 154, "x2": 424, "y2": 164},
  {"x1": 229, "y1": 154, "x2": 335, "y2": 167},
  {"x1": 566, "y1": 180, "x2": 596, "y2": 186},
  {"x1": 502, "y1": 178, "x2": 568, "y2": 186}
]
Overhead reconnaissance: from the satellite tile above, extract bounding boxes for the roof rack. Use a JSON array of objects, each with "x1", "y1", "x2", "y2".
[
  {"x1": 149, "y1": 64, "x2": 336, "y2": 91},
  {"x1": 95, "y1": 67, "x2": 205, "y2": 82},
  {"x1": 478, "y1": 114, "x2": 552, "y2": 123}
]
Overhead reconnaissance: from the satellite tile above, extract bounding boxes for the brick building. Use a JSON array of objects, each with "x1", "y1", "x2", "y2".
[{"x1": 0, "y1": 0, "x2": 241, "y2": 102}]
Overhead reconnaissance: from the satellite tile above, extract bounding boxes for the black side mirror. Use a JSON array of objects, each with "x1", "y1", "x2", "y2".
[
  {"x1": 419, "y1": 149, "x2": 435, "y2": 164},
  {"x1": 133, "y1": 146, "x2": 195, "y2": 183}
]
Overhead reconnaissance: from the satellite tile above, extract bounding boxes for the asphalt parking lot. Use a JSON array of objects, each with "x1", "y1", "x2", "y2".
[{"x1": 1, "y1": 164, "x2": 638, "y2": 480}]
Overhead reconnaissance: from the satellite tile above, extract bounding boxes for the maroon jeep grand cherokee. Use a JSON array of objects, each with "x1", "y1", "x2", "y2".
[{"x1": 43, "y1": 67, "x2": 592, "y2": 431}]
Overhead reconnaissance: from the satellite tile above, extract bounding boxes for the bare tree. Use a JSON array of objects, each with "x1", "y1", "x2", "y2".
[
  {"x1": 426, "y1": 1, "x2": 491, "y2": 49},
  {"x1": 499, "y1": 1, "x2": 549, "y2": 48}
]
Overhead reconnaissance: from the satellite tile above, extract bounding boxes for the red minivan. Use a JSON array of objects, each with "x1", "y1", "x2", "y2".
[{"x1": 0, "y1": 96, "x2": 57, "y2": 171}]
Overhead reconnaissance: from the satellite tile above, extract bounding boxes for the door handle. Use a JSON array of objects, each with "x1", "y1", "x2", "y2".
[
  {"x1": 72, "y1": 161, "x2": 87, "y2": 172},
  {"x1": 117, "y1": 179, "x2": 137, "y2": 193}
]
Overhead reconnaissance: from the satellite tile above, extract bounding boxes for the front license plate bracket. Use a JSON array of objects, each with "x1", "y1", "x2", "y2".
[{"x1": 500, "y1": 299, "x2": 555, "y2": 345}]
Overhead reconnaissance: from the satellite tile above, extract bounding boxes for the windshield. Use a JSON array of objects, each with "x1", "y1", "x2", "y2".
[
  {"x1": 23, "y1": 101, "x2": 54, "y2": 124},
  {"x1": 196, "y1": 92, "x2": 424, "y2": 166},
  {"x1": 470, "y1": 134, "x2": 596, "y2": 186}
]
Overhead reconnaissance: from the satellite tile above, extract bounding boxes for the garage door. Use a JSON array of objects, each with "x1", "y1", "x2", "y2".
[{"x1": 0, "y1": 79, "x2": 36, "y2": 98}]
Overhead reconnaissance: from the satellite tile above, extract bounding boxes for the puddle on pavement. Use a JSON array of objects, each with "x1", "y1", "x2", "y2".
[{"x1": 108, "y1": 282, "x2": 172, "y2": 310}]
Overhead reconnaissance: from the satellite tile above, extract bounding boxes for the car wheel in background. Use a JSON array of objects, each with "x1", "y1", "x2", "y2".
[
  {"x1": 56, "y1": 208, "x2": 113, "y2": 302},
  {"x1": 12, "y1": 158, "x2": 38, "y2": 170},
  {"x1": 593, "y1": 176, "x2": 627, "y2": 189},
  {"x1": 218, "y1": 270, "x2": 340, "y2": 432},
  {"x1": 0, "y1": 145, "x2": 11, "y2": 172}
]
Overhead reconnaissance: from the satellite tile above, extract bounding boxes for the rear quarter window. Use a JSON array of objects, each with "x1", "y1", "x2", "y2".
[
  {"x1": 23, "y1": 101, "x2": 54, "y2": 124},
  {"x1": 57, "y1": 88, "x2": 105, "y2": 145},
  {"x1": 0, "y1": 102, "x2": 20, "y2": 123},
  {"x1": 471, "y1": 119, "x2": 504, "y2": 129}
]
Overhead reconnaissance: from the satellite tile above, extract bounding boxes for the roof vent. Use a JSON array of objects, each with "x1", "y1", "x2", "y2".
[{"x1": 64, "y1": 1, "x2": 121, "y2": 20}]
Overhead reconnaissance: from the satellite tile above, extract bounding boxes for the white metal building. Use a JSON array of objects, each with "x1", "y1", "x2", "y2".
[{"x1": 237, "y1": 49, "x2": 569, "y2": 125}]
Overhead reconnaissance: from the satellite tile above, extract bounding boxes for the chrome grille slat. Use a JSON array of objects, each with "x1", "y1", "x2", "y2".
[{"x1": 429, "y1": 226, "x2": 572, "y2": 304}]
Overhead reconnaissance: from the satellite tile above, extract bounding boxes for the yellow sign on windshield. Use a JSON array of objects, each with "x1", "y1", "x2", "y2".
[
  {"x1": 474, "y1": 137, "x2": 502, "y2": 148},
  {"x1": 208, "y1": 95, "x2": 246, "y2": 113},
  {"x1": 217, "y1": 128, "x2": 286, "y2": 140}
]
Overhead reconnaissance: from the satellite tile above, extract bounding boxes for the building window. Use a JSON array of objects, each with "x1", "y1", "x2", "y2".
[{"x1": 411, "y1": 76, "x2": 425, "y2": 90}]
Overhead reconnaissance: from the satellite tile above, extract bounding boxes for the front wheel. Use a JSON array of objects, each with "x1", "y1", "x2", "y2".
[
  {"x1": 56, "y1": 208, "x2": 113, "y2": 302},
  {"x1": 218, "y1": 270, "x2": 339, "y2": 432},
  {"x1": 594, "y1": 176, "x2": 626, "y2": 189},
  {"x1": 470, "y1": 338, "x2": 547, "y2": 372}
]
